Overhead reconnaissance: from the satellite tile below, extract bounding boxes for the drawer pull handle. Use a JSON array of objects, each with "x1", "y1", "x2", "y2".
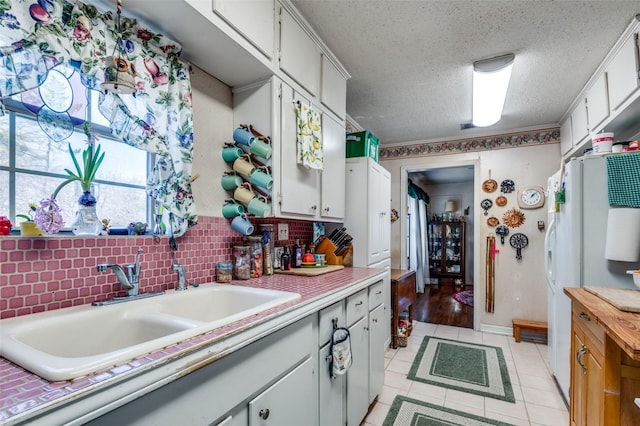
[
  {"x1": 576, "y1": 345, "x2": 587, "y2": 375},
  {"x1": 355, "y1": 301, "x2": 363, "y2": 306},
  {"x1": 579, "y1": 312, "x2": 591, "y2": 321},
  {"x1": 259, "y1": 408, "x2": 270, "y2": 420},
  {"x1": 376, "y1": 291, "x2": 382, "y2": 295},
  {"x1": 372, "y1": 318, "x2": 378, "y2": 323}
]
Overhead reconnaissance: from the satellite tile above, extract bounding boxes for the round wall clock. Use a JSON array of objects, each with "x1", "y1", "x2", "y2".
[{"x1": 517, "y1": 186, "x2": 545, "y2": 209}]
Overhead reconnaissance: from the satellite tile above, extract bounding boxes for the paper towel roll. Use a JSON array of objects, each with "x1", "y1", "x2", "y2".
[{"x1": 605, "y1": 208, "x2": 640, "y2": 262}]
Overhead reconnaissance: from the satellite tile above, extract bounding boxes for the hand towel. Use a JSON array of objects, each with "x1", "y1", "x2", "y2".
[
  {"x1": 295, "y1": 102, "x2": 323, "y2": 170},
  {"x1": 606, "y1": 152, "x2": 640, "y2": 207}
]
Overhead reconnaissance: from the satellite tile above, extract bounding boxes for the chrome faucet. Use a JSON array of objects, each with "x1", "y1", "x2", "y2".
[
  {"x1": 172, "y1": 263, "x2": 187, "y2": 291},
  {"x1": 97, "y1": 248, "x2": 144, "y2": 296}
]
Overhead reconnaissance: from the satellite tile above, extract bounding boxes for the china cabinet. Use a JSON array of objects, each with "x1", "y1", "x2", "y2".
[{"x1": 428, "y1": 220, "x2": 465, "y2": 284}]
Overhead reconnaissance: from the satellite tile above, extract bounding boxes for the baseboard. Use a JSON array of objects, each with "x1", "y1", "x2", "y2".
[{"x1": 479, "y1": 324, "x2": 512, "y2": 336}]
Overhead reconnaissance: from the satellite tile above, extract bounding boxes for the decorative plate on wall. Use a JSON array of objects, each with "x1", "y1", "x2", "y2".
[
  {"x1": 495, "y1": 195, "x2": 508, "y2": 207},
  {"x1": 503, "y1": 208, "x2": 526, "y2": 228},
  {"x1": 487, "y1": 217, "x2": 499, "y2": 227},
  {"x1": 500, "y1": 179, "x2": 515, "y2": 193}
]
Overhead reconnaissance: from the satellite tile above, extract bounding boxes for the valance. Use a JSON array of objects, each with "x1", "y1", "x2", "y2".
[
  {"x1": 408, "y1": 180, "x2": 429, "y2": 204},
  {"x1": 0, "y1": 0, "x2": 196, "y2": 235}
]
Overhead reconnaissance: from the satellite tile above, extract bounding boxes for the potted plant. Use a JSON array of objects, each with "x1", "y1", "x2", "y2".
[
  {"x1": 16, "y1": 203, "x2": 44, "y2": 236},
  {"x1": 35, "y1": 125, "x2": 105, "y2": 235}
]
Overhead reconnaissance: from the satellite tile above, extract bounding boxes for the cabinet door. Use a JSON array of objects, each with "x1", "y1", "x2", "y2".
[
  {"x1": 560, "y1": 117, "x2": 573, "y2": 155},
  {"x1": 607, "y1": 33, "x2": 640, "y2": 113},
  {"x1": 570, "y1": 331, "x2": 586, "y2": 426},
  {"x1": 368, "y1": 304, "x2": 385, "y2": 404},
  {"x1": 319, "y1": 343, "x2": 345, "y2": 426},
  {"x1": 321, "y1": 114, "x2": 346, "y2": 221},
  {"x1": 279, "y1": 83, "x2": 320, "y2": 217},
  {"x1": 279, "y1": 7, "x2": 320, "y2": 95},
  {"x1": 369, "y1": 162, "x2": 390, "y2": 264},
  {"x1": 347, "y1": 316, "x2": 369, "y2": 426},
  {"x1": 249, "y1": 357, "x2": 316, "y2": 426},
  {"x1": 321, "y1": 55, "x2": 347, "y2": 119},
  {"x1": 213, "y1": 0, "x2": 275, "y2": 59},
  {"x1": 586, "y1": 72, "x2": 609, "y2": 131},
  {"x1": 570, "y1": 100, "x2": 589, "y2": 146}
]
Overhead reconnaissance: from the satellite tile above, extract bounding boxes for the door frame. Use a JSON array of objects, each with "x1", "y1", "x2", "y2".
[{"x1": 399, "y1": 158, "x2": 481, "y2": 331}]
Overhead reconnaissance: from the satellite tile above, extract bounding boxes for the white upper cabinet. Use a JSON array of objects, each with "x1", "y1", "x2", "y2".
[
  {"x1": 570, "y1": 99, "x2": 589, "y2": 148},
  {"x1": 586, "y1": 72, "x2": 609, "y2": 131},
  {"x1": 321, "y1": 55, "x2": 347, "y2": 119},
  {"x1": 560, "y1": 116, "x2": 573, "y2": 155},
  {"x1": 279, "y1": 7, "x2": 321, "y2": 96},
  {"x1": 279, "y1": 84, "x2": 321, "y2": 218},
  {"x1": 320, "y1": 114, "x2": 346, "y2": 221},
  {"x1": 213, "y1": 0, "x2": 275, "y2": 60},
  {"x1": 606, "y1": 32, "x2": 640, "y2": 113}
]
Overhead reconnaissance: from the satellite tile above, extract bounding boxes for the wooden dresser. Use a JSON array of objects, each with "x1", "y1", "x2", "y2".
[
  {"x1": 390, "y1": 269, "x2": 416, "y2": 349},
  {"x1": 564, "y1": 288, "x2": 640, "y2": 426}
]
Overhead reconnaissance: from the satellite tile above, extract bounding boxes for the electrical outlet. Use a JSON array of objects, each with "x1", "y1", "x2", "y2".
[{"x1": 277, "y1": 223, "x2": 289, "y2": 241}]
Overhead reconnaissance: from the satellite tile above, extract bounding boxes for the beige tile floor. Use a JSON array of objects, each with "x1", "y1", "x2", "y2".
[{"x1": 363, "y1": 321, "x2": 569, "y2": 426}]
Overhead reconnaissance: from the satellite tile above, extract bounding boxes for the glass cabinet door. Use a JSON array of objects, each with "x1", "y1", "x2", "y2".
[{"x1": 444, "y1": 223, "x2": 462, "y2": 274}]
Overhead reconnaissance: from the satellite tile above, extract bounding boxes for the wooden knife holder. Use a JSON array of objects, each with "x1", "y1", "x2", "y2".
[{"x1": 315, "y1": 239, "x2": 343, "y2": 265}]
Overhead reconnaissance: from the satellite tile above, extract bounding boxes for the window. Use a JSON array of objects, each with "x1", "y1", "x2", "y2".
[{"x1": 1, "y1": 86, "x2": 150, "y2": 230}]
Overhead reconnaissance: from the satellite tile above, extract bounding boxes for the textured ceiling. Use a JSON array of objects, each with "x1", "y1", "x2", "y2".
[{"x1": 292, "y1": 1, "x2": 640, "y2": 145}]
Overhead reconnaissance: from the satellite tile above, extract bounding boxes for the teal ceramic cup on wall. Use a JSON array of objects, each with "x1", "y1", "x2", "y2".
[
  {"x1": 222, "y1": 200, "x2": 245, "y2": 218},
  {"x1": 248, "y1": 195, "x2": 270, "y2": 217},
  {"x1": 220, "y1": 172, "x2": 243, "y2": 191},
  {"x1": 233, "y1": 127, "x2": 255, "y2": 146},
  {"x1": 221, "y1": 145, "x2": 244, "y2": 162},
  {"x1": 250, "y1": 167, "x2": 273, "y2": 190},
  {"x1": 249, "y1": 138, "x2": 272, "y2": 159}
]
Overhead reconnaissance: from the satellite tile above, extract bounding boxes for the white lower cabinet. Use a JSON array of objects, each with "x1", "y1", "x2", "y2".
[
  {"x1": 347, "y1": 315, "x2": 369, "y2": 426},
  {"x1": 248, "y1": 357, "x2": 315, "y2": 425},
  {"x1": 84, "y1": 280, "x2": 386, "y2": 426},
  {"x1": 85, "y1": 317, "x2": 314, "y2": 426},
  {"x1": 368, "y1": 304, "x2": 386, "y2": 404},
  {"x1": 318, "y1": 281, "x2": 386, "y2": 426}
]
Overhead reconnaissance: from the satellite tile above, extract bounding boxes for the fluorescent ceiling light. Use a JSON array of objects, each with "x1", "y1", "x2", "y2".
[{"x1": 472, "y1": 53, "x2": 514, "y2": 127}]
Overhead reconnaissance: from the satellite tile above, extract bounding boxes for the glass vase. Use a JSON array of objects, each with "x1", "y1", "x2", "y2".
[{"x1": 71, "y1": 191, "x2": 102, "y2": 236}]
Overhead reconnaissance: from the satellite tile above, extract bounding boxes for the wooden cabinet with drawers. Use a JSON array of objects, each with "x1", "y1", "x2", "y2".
[{"x1": 565, "y1": 288, "x2": 640, "y2": 426}]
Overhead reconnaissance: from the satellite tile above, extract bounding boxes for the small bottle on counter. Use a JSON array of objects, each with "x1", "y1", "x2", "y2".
[
  {"x1": 281, "y1": 246, "x2": 291, "y2": 270},
  {"x1": 292, "y1": 239, "x2": 302, "y2": 268}
]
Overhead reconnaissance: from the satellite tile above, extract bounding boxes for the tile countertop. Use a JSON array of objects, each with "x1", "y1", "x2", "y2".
[{"x1": 0, "y1": 267, "x2": 386, "y2": 425}]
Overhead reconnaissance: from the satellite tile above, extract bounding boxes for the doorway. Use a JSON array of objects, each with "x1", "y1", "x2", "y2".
[{"x1": 404, "y1": 163, "x2": 477, "y2": 328}]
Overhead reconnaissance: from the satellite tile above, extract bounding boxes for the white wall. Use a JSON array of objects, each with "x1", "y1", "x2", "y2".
[
  {"x1": 190, "y1": 65, "x2": 234, "y2": 218},
  {"x1": 381, "y1": 142, "x2": 561, "y2": 330}
]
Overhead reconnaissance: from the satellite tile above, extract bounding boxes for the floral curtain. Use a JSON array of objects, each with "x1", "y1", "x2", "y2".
[{"x1": 0, "y1": 0, "x2": 196, "y2": 235}]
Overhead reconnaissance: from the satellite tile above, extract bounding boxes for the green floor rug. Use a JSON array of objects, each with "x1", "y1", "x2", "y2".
[
  {"x1": 407, "y1": 336, "x2": 515, "y2": 403},
  {"x1": 383, "y1": 395, "x2": 515, "y2": 426}
]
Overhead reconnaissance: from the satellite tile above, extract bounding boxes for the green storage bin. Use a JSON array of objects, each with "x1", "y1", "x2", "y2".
[{"x1": 346, "y1": 131, "x2": 379, "y2": 162}]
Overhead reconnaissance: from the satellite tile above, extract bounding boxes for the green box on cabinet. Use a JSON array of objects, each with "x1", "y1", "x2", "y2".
[{"x1": 346, "y1": 131, "x2": 379, "y2": 162}]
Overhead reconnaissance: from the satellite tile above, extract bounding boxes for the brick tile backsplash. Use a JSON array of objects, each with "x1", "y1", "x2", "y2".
[{"x1": 0, "y1": 216, "x2": 313, "y2": 319}]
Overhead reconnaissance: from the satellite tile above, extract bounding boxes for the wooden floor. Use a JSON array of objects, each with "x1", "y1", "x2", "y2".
[{"x1": 412, "y1": 280, "x2": 474, "y2": 329}]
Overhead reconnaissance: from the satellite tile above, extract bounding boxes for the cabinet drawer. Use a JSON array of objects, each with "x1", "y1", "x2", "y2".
[
  {"x1": 319, "y1": 301, "x2": 344, "y2": 347},
  {"x1": 346, "y1": 289, "x2": 368, "y2": 326},
  {"x1": 572, "y1": 303, "x2": 605, "y2": 347},
  {"x1": 368, "y1": 281, "x2": 384, "y2": 310}
]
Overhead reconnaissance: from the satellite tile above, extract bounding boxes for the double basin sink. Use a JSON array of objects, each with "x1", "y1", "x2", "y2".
[{"x1": 0, "y1": 284, "x2": 301, "y2": 382}]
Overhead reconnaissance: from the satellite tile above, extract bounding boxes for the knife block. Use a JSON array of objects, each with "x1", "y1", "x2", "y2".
[{"x1": 315, "y1": 239, "x2": 343, "y2": 265}]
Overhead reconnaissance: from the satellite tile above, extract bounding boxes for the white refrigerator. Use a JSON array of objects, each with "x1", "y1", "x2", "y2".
[{"x1": 545, "y1": 154, "x2": 637, "y2": 403}]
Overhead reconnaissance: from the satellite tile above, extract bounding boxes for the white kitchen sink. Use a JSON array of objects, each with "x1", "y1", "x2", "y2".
[{"x1": 0, "y1": 284, "x2": 300, "y2": 381}]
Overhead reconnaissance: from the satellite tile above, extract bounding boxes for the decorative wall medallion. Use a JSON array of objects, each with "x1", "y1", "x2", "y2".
[
  {"x1": 495, "y1": 225, "x2": 509, "y2": 244},
  {"x1": 482, "y1": 170, "x2": 497, "y2": 193},
  {"x1": 510, "y1": 233, "x2": 529, "y2": 260},
  {"x1": 500, "y1": 179, "x2": 515, "y2": 193},
  {"x1": 480, "y1": 199, "x2": 493, "y2": 216},
  {"x1": 495, "y1": 196, "x2": 507, "y2": 207},
  {"x1": 503, "y1": 208, "x2": 525, "y2": 228},
  {"x1": 487, "y1": 217, "x2": 499, "y2": 227}
]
